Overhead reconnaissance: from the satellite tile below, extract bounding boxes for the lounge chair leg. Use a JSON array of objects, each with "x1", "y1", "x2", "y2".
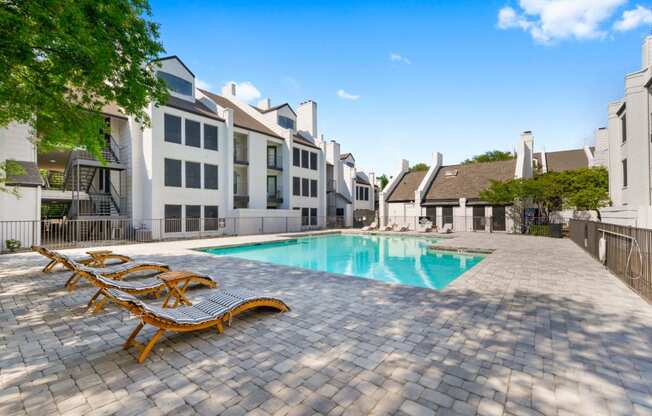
[
  {"x1": 92, "y1": 298, "x2": 110, "y2": 314},
  {"x1": 138, "y1": 329, "x2": 165, "y2": 363},
  {"x1": 123, "y1": 322, "x2": 145, "y2": 350},
  {"x1": 86, "y1": 289, "x2": 103, "y2": 310},
  {"x1": 42, "y1": 260, "x2": 57, "y2": 273},
  {"x1": 64, "y1": 273, "x2": 80, "y2": 291},
  {"x1": 216, "y1": 321, "x2": 224, "y2": 334}
]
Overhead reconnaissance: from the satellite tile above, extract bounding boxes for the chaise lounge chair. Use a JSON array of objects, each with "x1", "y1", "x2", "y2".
[
  {"x1": 102, "y1": 287, "x2": 289, "y2": 363},
  {"x1": 32, "y1": 245, "x2": 132, "y2": 272},
  {"x1": 398, "y1": 224, "x2": 411, "y2": 232},
  {"x1": 75, "y1": 268, "x2": 219, "y2": 313},
  {"x1": 51, "y1": 253, "x2": 170, "y2": 292},
  {"x1": 441, "y1": 223, "x2": 453, "y2": 234},
  {"x1": 383, "y1": 223, "x2": 397, "y2": 231},
  {"x1": 361, "y1": 222, "x2": 377, "y2": 231}
]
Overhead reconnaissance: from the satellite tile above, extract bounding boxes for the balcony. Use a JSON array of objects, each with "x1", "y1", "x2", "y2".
[
  {"x1": 267, "y1": 190, "x2": 283, "y2": 205},
  {"x1": 234, "y1": 195, "x2": 249, "y2": 209},
  {"x1": 234, "y1": 133, "x2": 248, "y2": 165},
  {"x1": 267, "y1": 154, "x2": 283, "y2": 171}
]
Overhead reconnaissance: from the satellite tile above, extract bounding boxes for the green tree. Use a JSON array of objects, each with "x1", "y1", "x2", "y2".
[
  {"x1": 462, "y1": 150, "x2": 514, "y2": 165},
  {"x1": 377, "y1": 174, "x2": 389, "y2": 190},
  {"x1": 559, "y1": 167, "x2": 610, "y2": 220},
  {"x1": 410, "y1": 163, "x2": 430, "y2": 172},
  {"x1": 0, "y1": 0, "x2": 168, "y2": 159}
]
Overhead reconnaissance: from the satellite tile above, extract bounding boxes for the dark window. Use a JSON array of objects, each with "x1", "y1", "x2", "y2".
[
  {"x1": 442, "y1": 206, "x2": 454, "y2": 225},
  {"x1": 365, "y1": 187, "x2": 369, "y2": 201},
  {"x1": 309, "y1": 152, "x2": 317, "y2": 170},
  {"x1": 492, "y1": 206, "x2": 506, "y2": 231},
  {"x1": 205, "y1": 205, "x2": 219, "y2": 231},
  {"x1": 186, "y1": 205, "x2": 201, "y2": 232},
  {"x1": 302, "y1": 178, "x2": 309, "y2": 197},
  {"x1": 185, "y1": 119, "x2": 200, "y2": 147},
  {"x1": 301, "y1": 207, "x2": 309, "y2": 226},
  {"x1": 301, "y1": 150, "x2": 309, "y2": 168},
  {"x1": 425, "y1": 207, "x2": 436, "y2": 223},
  {"x1": 293, "y1": 177, "x2": 301, "y2": 196},
  {"x1": 293, "y1": 148, "x2": 300, "y2": 167},
  {"x1": 164, "y1": 204, "x2": 182, "y2": 233},
  {"x1": 204, "y1": 164, "x2": 218, "y2": 190},
  {"x1": 310, "y1": 179, "x2": 317, "y2": 197},
  {"x1": 157, "y1": 71, "x2": 193, "y2": 96},
  {"x1": 204, "y1": 124, "x2": 218, "y2": 150},
  {"x1": 164, "y1": 114, "x2": 182, "y2": 144},
  {"x1": 336, "y1": 208, "x2": 344, "y2": 217},
  {"x1": 185, "y1": 161, "x2": 201, "y2": 189},
  {"x1": 622, "y1": 159, "x2": 628, "y2": 187},
  {"x1": 164, "y1": 158, "x2": 182, "y2": 187},
  {"x1": 310, "y1": 208, "x2": 317, "y2": 225},
  {"x1": 621, "y1": 114, "x2": 627, "y2": 143},
  {"x1": 473, "y1": 206, "x2": 485, "y2": 231},
  {"x1": 278, "y1": 115, "x2": 295, "y2": 130}
]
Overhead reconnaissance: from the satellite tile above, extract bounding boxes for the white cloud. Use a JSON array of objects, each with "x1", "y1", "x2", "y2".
[
  {"x1": 336, "y1": 89, "x2": 360, "y2": 101},
  {"x1": 614, "y1": 5, "x2": 652, "y2": 31},
  {"x1": 224, "y1": 81, "x2": 261, "y2": 102},
  {"x1": 390, "y1": 53, "x2": 411, "y2": 64},
  {"x1": 195, "y1": 78, "x2": 212, "y2": 90},
  {"x1": 497, "y1": 0, "x2": 627, "y2": 43}
]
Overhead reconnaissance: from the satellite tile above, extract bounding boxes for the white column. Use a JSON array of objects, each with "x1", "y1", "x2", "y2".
[{"x1": 224, "y1": 108, "x2": 235, "y2": 214}]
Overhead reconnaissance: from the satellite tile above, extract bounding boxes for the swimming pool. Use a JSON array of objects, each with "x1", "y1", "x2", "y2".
[{"x1": 202, "y1": 234, "x2": 485, "y2": 290}]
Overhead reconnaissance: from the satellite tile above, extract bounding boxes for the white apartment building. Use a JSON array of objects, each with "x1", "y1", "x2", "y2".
[
  {"x1": 322, "y1": 143, "x2": 376, "y2": 227},
  {"x1": 0, "y1": 55, "x2": 344, "y2": 247},
  {"x1": 601, "y1": 36, "x2": 652, "y2": 227}
]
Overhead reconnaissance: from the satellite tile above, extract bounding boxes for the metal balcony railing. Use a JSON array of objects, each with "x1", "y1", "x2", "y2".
[{"x1": 267, "y1": 190, "x2": 283, "y2": 204}]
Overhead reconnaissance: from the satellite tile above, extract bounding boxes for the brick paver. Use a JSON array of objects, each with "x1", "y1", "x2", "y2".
[{"x1": 1, "y1": 231, "x2": 651, "y2": 415}]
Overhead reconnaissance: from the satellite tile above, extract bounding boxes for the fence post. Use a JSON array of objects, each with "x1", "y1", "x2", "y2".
[{"x1": 286, "y1": 217, "x2": 288, "y2": 233}]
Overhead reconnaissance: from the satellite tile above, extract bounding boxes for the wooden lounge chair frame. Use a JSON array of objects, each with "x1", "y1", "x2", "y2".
[
  {"x1": 76, "y1": 268, "x2": 219, "y2": 313},
  {"x1": 50, "y1": 253, "x2": 170, "y2": 292},
  {"x1": 32, "y1": 245, "x2": 131, "y2": 272},
  {"x1": 102, "y1": 288, "x2": 289, "y2": 363}
]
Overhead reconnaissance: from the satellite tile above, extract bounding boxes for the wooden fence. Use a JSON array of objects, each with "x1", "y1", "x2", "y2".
[{"x1": 569, "y1": 219, "x2": 652, "y2": 303}]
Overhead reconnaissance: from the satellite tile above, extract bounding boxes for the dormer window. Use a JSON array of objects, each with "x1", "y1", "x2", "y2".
[
  {"x1": 278, "y1": 115, "x2": 295, "y2": 130},
  {"x1": 157, "y1": 71, "x2": 193, "y2": 96}
]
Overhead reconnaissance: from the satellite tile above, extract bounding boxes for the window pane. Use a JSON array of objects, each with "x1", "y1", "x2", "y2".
[
  {"x1": 302, "y1": 207, "x2": 309, "y2": 225},
  {"x1": 278, "y1": 115, "x2": 295, "y2": 130},
  {"x1": 185, "y1": 161, "x2": 201, "y2": 189},
  {"x1": 310, "y1": 152, "x2": 317, "y2": 170},
  {"x1": 157, "y1": 71, "x2": 193, "y2": 96},
  {"x1": 204, "y1": 164, "x2": 218, "y2": 189},
  {"x1": 310, "y1": 179, "x2": 317, "y2": 197},
  {"x1": 205, "y1": 205, "x2": 219, "y2": 230},
  {"x1": 310, "y1": 208, "x2": 317, "y2": 225},
  {"x1": 186, "y1": 205, "x2": 201, "y2": 232},
  {"x1": 185, "y1": 119, "x2": 200, "y2": 147},
  {"x1": 164, "y1": 204, "x2": 182, "y2": 233},
  {"x1": 164, "y1": 114, "x2": 181, "y2": 144},
  {"x1": 204, "y1": 125, "x2": 218, "y2": 150},
  {"x1": 302, "y1": 178, "x2": 309, "y2": 197},
  {"x1": 164, "y1": 158, "x2": 181, "y2": 187},
  {"x1": 301, "y1": 150, "x2": 309, "y2": 168},
  {"x1": 293, "y1": 148, "x2": 300, "y2": 167},
  {"x1": 293, "y1": 177, "x2": 301, "y2": 196},
  {"x1": 365, "y1": 187, "x2": 369, "y2": 201},
  {"x1": 622, "y1": 159, "x2": 628, "y2": 187}
]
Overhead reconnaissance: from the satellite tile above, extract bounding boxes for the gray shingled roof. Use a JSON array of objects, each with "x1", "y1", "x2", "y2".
[
  {"x1": 423, "y1": 159, "x2": 516, "y2": 202},
  {"x1": 386, "y1": 170, "x2": 427, "y2": 202},
  {"x1": 164, "y1": 96, "x2": 224, "y2": 122},
  {"x1": 5, "y1": 161, "x2": 43, "y2": 187},
  {"x1": 544, "y1": 149, "x2": 589, "y2": 172},
  {"x1": 199, "y1": 90, "x2": 282, "y2": 139}
]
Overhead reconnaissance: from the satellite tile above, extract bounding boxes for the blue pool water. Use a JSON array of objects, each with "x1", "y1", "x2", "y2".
[{"x1": 202, "y1": 234, "x2": 485, "y2": 290}]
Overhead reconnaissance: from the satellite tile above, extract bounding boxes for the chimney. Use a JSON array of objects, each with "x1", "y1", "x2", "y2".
[
  {"x1": 399, "y1": 159, "x2": 409, "y2": 172},
  {"x1": 222, "y1": 82, "x2": 236, "y2": 97},
  {"x1": 515, "y1": 131, "x2": 534, "y2": 179},
  {"x1": 257, "y1": 98, "x2": 271, "y2": 110},
  {"x1": 643, "y1": 35, "x2": 652, "y2": 69},
  {"x1": 297, "y1": 100, "x2": 317, "y2": 138}
]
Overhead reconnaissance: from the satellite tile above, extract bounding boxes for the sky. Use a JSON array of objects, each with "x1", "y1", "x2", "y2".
[{"x1": 150, "y1": 0, "x2": 652, "y2": 176}]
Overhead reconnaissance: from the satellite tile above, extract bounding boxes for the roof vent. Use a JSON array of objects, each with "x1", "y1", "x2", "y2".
[{"x1": 444, "y1": 169, "x2": 458, "y2": 177}]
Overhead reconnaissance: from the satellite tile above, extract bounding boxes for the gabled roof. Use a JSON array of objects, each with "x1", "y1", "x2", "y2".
[
  {"x1": 423, "y1": 159, "x2": 516, "y2": 202},
  {"x1": 293, "y1": 133, "x2": 321, "y2": 150},
  {"x1": 253, "y1": 103, "x2": 297, "y2": 116},
  {"x1": 5, "y1": 161, "x2": 43, "y2": 187},
  {"x1": 151, "y1": 55, "x2": 195, "y2": 77},
  {"x1": 340, "y1": 153, "x2": 354, "y2": 161},
  {"x1": 163, "y1": 96, "x2": 224, "y2": 122},
  {"x1": 386, "y1": 170, "x2": 427, "y2": 202},
  {"x1": 199, "y1": 89, "x2": 282, "y2": 139},
  {"x1": 538, "y1": 149, "x2": 590, "y2": 173},
  {"x1": 355, "y1": 172, "x2": 371, "y2": 185}
]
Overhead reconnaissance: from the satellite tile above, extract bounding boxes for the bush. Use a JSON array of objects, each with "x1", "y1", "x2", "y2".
[
  {"x1": 528, "y1": 225, "x2": 549, "y2": 236},
  {"x1": 5, "y1": 239, "x2": 21, "y2": 252}
]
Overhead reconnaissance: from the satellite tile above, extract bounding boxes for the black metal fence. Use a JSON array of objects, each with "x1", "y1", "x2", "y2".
[
  {"x1": 0, "y1": 216, "x2": 346, "y2": 253},
  {"x1": 382, "y1": 215, "x2": 567, "y2": 236},
  {"x1": 569, "y1": 219, "x2": 652, "y2": 303}
]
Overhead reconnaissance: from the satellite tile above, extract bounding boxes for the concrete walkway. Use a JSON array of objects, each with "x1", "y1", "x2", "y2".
[{"x1": 0, "y1": 232, "x2": 651, "y2": 415}]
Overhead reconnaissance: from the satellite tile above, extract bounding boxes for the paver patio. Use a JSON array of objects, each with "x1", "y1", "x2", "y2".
[{"x1": 1, "y1": 232, "x2": 651, "y2": 416}]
